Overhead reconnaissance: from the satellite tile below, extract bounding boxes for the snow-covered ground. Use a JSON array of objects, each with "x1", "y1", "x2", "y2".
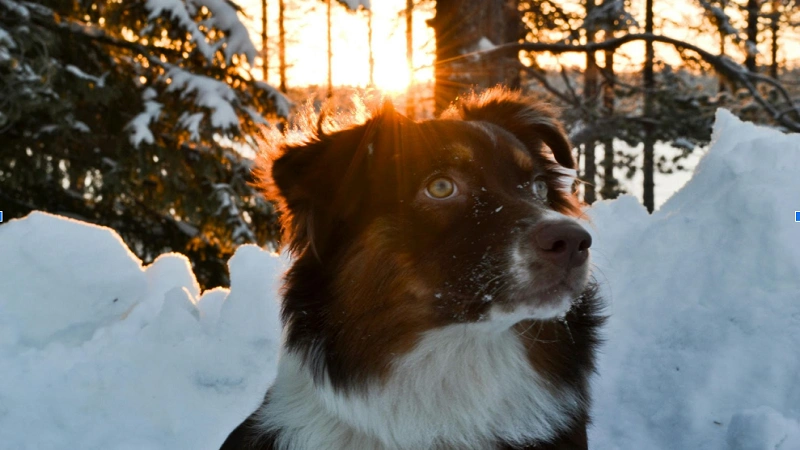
[
  {"x1": 0, "y1": 216, "x2": 285, "y2": 449},
  {"x1": 0, "y1": 110, "x2": 798, "y2": 449},
  {"x1": 588, "y1": 110, "x2": 800, "y2": 450}
]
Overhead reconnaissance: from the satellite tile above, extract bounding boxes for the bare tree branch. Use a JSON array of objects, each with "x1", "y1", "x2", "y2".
[
  {"x1": 522, "y1": 65, "x2": 578, "y2": 105},
  {"x1": 440, "y1": 33, "x2": 800, "y2": 131}
]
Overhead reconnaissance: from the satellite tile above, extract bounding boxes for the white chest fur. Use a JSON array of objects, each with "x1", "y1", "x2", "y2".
[{"x1": 256, "y1": 324, "x2": 581, "y2": 450}]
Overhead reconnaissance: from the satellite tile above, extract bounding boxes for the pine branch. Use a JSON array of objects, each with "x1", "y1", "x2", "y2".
[{"x1": 29, "y1": 10, "x2": 288, "y2": 119}]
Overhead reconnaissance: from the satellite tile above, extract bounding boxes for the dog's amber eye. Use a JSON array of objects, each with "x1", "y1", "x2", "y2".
[
  {"x1": 532, "y1": 179, "x2": 548, "y2": 200},
  {"x1": 425, "y1": 177, "x2": 456, "y2": 199}
]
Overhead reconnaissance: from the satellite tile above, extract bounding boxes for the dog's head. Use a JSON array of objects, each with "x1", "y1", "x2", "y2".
[{"x1": 259, "y1": 89, "x2": 593, "y2": 388}]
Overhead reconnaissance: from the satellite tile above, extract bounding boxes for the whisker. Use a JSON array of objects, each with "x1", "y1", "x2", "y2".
[
  {"x1": 516, "y1": 320, "x2": 538, "y2": 337},
  {"x1": 520, "y1": 321, "x2": 553, "y2": 351},
  {"x1": 561, "y1": 318, "x2": 575, "y2": 345}
]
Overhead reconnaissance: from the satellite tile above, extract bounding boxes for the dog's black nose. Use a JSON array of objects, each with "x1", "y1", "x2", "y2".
[{"x1": 533, "y1": 220, "x2": 592, "y2": 268}]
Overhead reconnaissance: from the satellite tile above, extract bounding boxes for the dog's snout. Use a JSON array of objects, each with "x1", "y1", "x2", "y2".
[{"x1": 532, "y1": 220, "x2": 592, "y2": 268}]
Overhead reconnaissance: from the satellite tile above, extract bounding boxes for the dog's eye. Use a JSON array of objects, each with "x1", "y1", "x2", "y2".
[
  {"x1": 532, "y1": 179, "x2": 548, "y2": 200},
  {"x1": 425, "y1": 177, "x2": 457, "y2": 199}
]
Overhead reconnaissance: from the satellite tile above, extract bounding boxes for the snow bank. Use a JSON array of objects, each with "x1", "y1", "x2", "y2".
[
  {"x1": 0, "y1": 212, "x2": 285, "y2": 450},
  {"x1": 726, "y1": 407, "x2": 800, "y2": 450},
  {"x1": 1, "y1": 109, "x2": 798, "y2": 449},
  {"x1": 588, "y1": 110, "x2": 800, "y2": 449}
]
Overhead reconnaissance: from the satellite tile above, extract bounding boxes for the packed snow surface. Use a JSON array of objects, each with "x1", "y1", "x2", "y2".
[
  {"x1": 0, "y1": 110, "x2": 798, "y2": 449},
  {"x1": 588, "y1": 110, "x2": 800, "y2": 449},
  {"x1": 0, "y1": 213, "x2": 285, "y2": 450}
]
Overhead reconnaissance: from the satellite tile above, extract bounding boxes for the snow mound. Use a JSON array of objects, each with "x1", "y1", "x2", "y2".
[
  {"x1": 588, "y1": 110, "x2": 800, "y2": 449},
  {"x1": 726, "y1": 407, "x2": 800, "y2": 450},
  {"x1": 0, "y1": 212, "x2": 285, "y2": 450}
]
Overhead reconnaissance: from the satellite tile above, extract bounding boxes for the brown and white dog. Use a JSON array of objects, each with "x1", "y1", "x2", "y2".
[{"x1": 221, "y1": 88, "x2": 604, "y2": 450}]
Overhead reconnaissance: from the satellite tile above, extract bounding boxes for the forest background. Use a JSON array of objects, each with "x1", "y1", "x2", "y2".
[{"x1": 2, "y1": 0, "x2": 799, "y2": 288}]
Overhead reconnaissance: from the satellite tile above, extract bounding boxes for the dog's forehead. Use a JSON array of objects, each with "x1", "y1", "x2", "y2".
[{"x1": 416, "y1": 119, "x2": 534, "y2": 172}]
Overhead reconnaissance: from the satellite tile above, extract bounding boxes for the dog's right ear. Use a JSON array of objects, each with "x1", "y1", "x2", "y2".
[
  {"x1": 257, "y1": 101, "x2": 411, "y2": 257},
  {"x1": 256, "y1": 102, "x2": 416, "y2": 257}
]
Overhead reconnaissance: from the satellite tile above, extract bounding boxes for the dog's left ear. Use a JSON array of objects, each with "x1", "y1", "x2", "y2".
[{"x1": 456, "y1": 90, "x2": 575, "y2": 169}]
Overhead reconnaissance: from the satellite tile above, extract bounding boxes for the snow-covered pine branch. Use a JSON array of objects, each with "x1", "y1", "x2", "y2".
[
  {"x1": 1, "y1": 0, "x2": 285, "y2": 288},
  {"x1": 144, "y1": 0, "x2": 257, "y2": 65},
  {"x1": 695, "y1": 0, "x2": 742, "y2": 42},
  {"x1": 130, "y1": 0, "x2": 290, "y2": 146}
]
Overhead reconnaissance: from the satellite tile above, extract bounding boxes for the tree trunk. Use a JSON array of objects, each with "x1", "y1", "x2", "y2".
[
  {"x1": 745, "y1": 0, "x2": 759, "y2": 73},
  {"x1": 261, "y1": 0, "x2": 268, "y2": 82},
  {"x1": 428, "y1": 0, "x2": 523, "y2": 114},
  {"x1": 769, "y1": 4, "x2": 779, "y2": 79},
  {"x1": 718, "y1": 0, "x2": 728, "y2": 92},
  {"x1": 583, "y1": 0, "x2": 599, "y2": 205},
  {"x1": 406, "y1": 0, "x2": 414, "y2": 117},
  {"x1": 278, "y1": 0, "x2": 287, "y2": 92},
  {"x1": 368, "y1": 9, "x2": 375, "y2": 87},
  {"x1": 600, "y1": 47, "x2": 619, "y2": 200},
  {"x1": 643, "y1": 0, "x2": 655, "y2": 212},
  {"x1": 718, "y1": 34, "x2": 726, "y2": 92},
  {"x1": 326, "y1": 0, "x2": 333, "y2": 98}
]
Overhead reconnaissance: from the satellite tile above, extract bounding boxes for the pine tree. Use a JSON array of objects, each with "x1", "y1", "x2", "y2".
[
  {"x1": 268, "y1": 0, "x2": 274, "y2": 81},
  {"x1": 327, "y1": 0, "x2": 334, "y2": 98},
  {"x1": 595, "y1": 0, "x2": 636, "y2": 200},
  {"x1": 0, "y1": 0, "x2": 289, "y2": 288},
  {"x1": 405, "y1": 0, "x2": 415, "y2": 117},
  {"x1": 368, "y1": 8, "x2": 375, "y2": 87},
  {"x1": 696, "y1": 0, "x2": 738, "y2": 90},
  {"x1": 744, "y1": 0, "x2": 762, "y2": 72},
  {"x1": 583, "y1": 0, "x2": 600, "y2": 204},
  {"x1": 321, "y1": 0, "x2": 368, "y2": 98},
  {"x1": 643, "y1": 0, "x2": 656, "y2": 212}
]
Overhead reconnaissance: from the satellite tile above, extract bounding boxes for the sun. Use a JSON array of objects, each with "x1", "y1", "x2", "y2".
[{"x1": 374, "y1": 60, "x2": 412, "y2": 94}]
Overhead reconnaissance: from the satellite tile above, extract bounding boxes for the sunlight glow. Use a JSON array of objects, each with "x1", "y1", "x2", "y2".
[
  {"x1": 240, "y1": 0, "x2": 800, "y2": 95},
  {"x1": 242, "y1": 0, "x2": 434, "y2": 89},
  {"x1": 374, "y1": 62, "x2": 411, "y2": 94}
]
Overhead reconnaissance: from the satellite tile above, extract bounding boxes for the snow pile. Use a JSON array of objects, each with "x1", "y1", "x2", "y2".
[
  {"x1": 0, "y1": 212, "x2": 285, "y2": 450},
  {"x1": 726, "y1": 407, "x2": 800, "y2": 450},
  {"x1": 588, "y1": 110, "x2": 800, "y2": 449}
]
